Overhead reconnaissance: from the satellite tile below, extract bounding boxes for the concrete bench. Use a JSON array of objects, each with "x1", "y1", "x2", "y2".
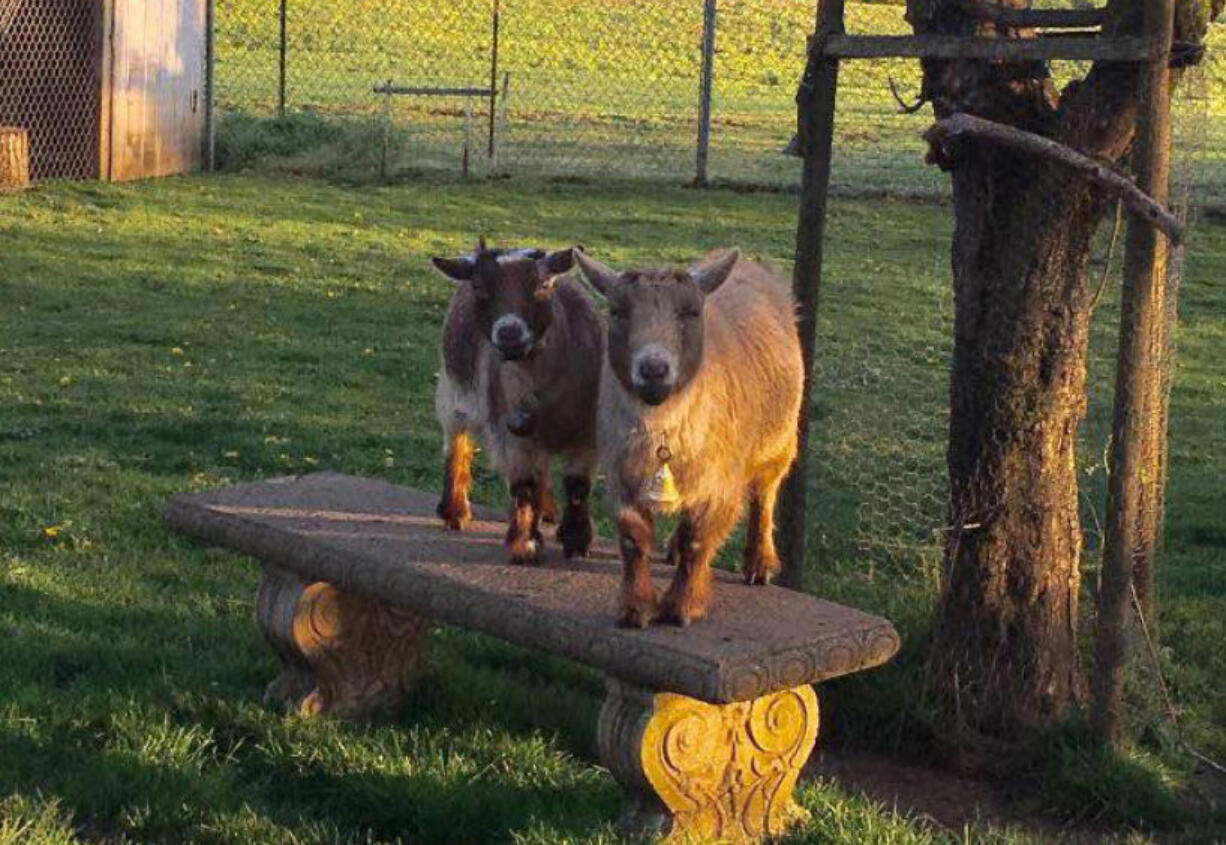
[{"x1": 164, "y1": 472, "x2": 899, "y2": 841}]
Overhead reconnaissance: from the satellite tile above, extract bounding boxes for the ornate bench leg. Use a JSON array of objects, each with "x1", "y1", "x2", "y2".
[
  {"x1": 255, "y1": 565, "x2": 429, "y2": 718},
  {"x1": 597, "y1": 677, "x2": 819, "y2": 842}
]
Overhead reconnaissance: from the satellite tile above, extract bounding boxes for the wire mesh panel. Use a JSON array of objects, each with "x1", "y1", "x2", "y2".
[
  {"x1": 210, "y1": 1, "x2": 1225, "y2": 193},
  {"x1": 0, "y1": 0, "x2": 102, "y2": 180}
]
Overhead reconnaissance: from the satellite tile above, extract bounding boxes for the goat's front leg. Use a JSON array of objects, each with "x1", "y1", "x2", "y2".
[
  {"x1": 437, "y1": 430, "x2": 474, "y2": 530},
  {"x1": 616, "y1": 505, "x2": 658, "y2": 628},
  {"x1": 660, "y1": 501, "x2": 738, "y2": 627},
  {"x1": 505, "y1": 477, "x2": 544, "y2": 565}
]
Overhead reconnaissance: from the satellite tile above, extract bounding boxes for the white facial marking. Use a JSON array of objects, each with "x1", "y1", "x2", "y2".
[
  {"x1": 491, "y1": 313, "x2": 532, "y2": 347},
  {"x1": 496, "y1": 249, "x2": 538, "y2": 264},
  {"x1": 631, "y1": 343, "x2": 678, "y2": 387}
]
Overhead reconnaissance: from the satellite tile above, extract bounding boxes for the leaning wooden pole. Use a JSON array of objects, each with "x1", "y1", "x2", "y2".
[
  {"x1": 777, "y1": 0, "x2": 844, "y2": 590},
  {"x1": 1091, "y1": 0, "x2": 1176, "y2": 747}
]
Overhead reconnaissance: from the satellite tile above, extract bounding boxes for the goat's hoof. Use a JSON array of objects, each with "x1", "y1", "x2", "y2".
[
  {"x1": 506, "y1": 532, "x2": 544, "y2": 566},
  {"x1": 659, "y1": 592, "x2": 708, "y2": 627},
  {"x1": 539, "y1": 505, "x2": 559, "y2": 525},
  {"x1": 616, "y1": 605, "x2": 657, "y2": 629},
  {"x1": 436, "y1": 499, "x2": 471, "y2": 531},
  {"x1": 742, "y1": 553, "x2": 780, "y2": 586},
  {"x1": 616, "y1": 590, "x2": 659, "y2": 628}
]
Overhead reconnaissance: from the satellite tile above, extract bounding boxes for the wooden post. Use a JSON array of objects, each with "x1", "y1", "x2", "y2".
[
  {"x1": 694, "y1": 0, "x2": 717, "y2": 187},
  {"x1": 278, "y1": 0, "x2": 288, "y2": 116},
  {"x1": 204, "y1": 0, "x2": 216, "y2": 170},
  {"x1": 488, "y1": 0, "x2": 500, "y2": 159},
  {"x1": 0, "y1": 126, "x2": 31, "y2": 192},
  {"x1": 1091, "y1": 0, "x2": 1176, "y2": 748},
  {"x1": 97, "y1": 0, "x2": 115, "y2": 181},
  {"x1": 380, "y1": 80, "x2": 392, "y2": 182},
  {"x1": 776, "y1": 0, "x2": 844, "y2": 591}
]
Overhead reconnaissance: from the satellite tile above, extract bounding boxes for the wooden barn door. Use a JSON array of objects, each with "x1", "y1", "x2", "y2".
[{"x1": 105, "y1": 0, "x2": 205, "y2": 181}]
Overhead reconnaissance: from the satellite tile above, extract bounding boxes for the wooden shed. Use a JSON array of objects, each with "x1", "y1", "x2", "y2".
[{"x1": 0, "y1": 0, "x2": 206, "y2": 183}]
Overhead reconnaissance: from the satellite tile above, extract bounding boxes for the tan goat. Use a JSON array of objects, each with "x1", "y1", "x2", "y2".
[
  {"x1": 433, "y1": 240, "x2": 604, "y2": 564},
  {"x1": 576, "y1": 249, "x2": 803, "y2": 627}
]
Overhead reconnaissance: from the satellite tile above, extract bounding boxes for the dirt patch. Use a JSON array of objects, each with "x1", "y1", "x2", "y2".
[{"x1": 809, "y1": 749, "x2": 1103, "y2": 841}]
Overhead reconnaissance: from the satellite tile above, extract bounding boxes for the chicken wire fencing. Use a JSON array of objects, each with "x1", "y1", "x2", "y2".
[
  {"x1": 804, "y1": 56, "x2": 1217, "y2": 592},
  {"x1": 0, "y1": 0, "x2": 102, "y2": 181},
  {"x1": 210, "y1": 0, "x2": 961, "y2": 193}
]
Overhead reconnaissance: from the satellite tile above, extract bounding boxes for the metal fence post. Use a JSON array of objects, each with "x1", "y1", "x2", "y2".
[
  {"x1": 777, "y1": 0, "x2": 844, "y2": 591},
  {"x1": 694, "y1": 0, "x2": 717, "y2": 186},
  {"x1": 204, "y1": 0, "x2": 215, "y2": 170},
  {"x1": 278, "y1": 0, "x2": 288, "y2": 116},
  {"x1": 488, "y1": 0, "x2": 500, "y2": 160}
]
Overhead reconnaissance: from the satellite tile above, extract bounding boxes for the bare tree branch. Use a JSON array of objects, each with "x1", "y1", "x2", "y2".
[{"x1": 925, "y1": 112, "x2": 1185, "y2": 243}]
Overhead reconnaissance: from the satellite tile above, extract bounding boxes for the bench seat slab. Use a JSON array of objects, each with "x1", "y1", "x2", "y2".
[
  {"x1": 598, "y1": 677, "x2": 819, "y2": 841},
  {"x1": 256, "y1": 565, "x2": 429, "y2": 717}
]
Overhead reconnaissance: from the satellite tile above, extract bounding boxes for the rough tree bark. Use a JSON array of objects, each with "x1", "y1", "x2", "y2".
[{"x1": 912, "y1": 0, "x2": 1220, "y2": 740}]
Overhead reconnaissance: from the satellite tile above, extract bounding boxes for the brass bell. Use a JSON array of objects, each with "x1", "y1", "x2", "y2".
[{"x1": 647, "y1": 462, "x2": 680, "y2": 505}]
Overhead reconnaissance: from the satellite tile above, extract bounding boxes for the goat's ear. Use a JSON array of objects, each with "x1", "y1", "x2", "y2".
[
  {"x1": 431, "y1": 256, "x2": 476, "y2": 283},
  {"x1": 574, "y1": 250, "x2": 620, "y2": 296},
  {"x1": 536, "y1": 247, "x2": 576, "y2": 281},
  {"x1": 689, "y1": 249, "x2": 739, "y2": 295}
]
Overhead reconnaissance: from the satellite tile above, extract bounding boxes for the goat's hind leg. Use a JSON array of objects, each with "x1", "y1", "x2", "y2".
[
  {"x1": 437, "y1": 430, "x2": 475, "y2": 530},
  {"x1": 558, "y1": 455, "x2": 596, "y2": 559},
  {"x1": 538, "y1": 469, "x2": 559, "y2": 525},
  {"x1": 743, "y1": 460, "x2": 788, "y2": 585}
]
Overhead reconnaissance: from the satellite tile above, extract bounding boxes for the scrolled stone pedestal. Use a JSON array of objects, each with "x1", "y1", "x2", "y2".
[
  {"x1": 598, "y1": 677, "x2": 820, "y2": 842},
  {"x1": 255, "y1": 565, "x2": 429, "y2": 718}
]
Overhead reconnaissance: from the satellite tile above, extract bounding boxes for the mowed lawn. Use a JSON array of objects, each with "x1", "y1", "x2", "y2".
[{"x1": 1, "y1": 174, "x2": 1224, "y2": 842}]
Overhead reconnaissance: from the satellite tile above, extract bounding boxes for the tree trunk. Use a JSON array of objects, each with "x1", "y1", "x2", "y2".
[
  {"x1": 926, "y1": 148, "x2": 1108, "y2": 737},
  {"x1": 912, "y1": 0, "x2": 1219, "y2": 744},
  {"x1": 0, "y1": 126, "x2": 30, "y2": 193}
]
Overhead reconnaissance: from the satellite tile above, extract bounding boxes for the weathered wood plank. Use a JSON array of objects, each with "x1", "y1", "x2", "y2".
[
  {"x1": 105, "y1": 0, "x2": 205, "y2": 181},
  {"x1": 956, "y1": 0, "x2": 1107, "y2": 29},
  {"x1": 821, "y1": 33, "x2": 1152, "y2": 60},
  {"x1": 164, "y1": 473, "x2": 900, "y2": 704}
]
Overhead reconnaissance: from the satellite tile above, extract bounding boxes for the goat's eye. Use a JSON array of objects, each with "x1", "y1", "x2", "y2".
[
  {"x1": 677, "y1": 307, "x2": 701, "y2": 320},
  {"x1": 610, "y1": 307, "x2": 628, "y2": 321}
]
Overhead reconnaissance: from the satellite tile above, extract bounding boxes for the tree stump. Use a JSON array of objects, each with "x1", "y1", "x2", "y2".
[{"x1": 0, "y1": 126, "x2": 30, "y2": 193}]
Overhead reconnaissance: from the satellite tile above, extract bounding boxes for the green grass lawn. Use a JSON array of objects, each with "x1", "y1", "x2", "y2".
[{"x1": 1, "y1": 173, "x2": 1224, "y2": 842}]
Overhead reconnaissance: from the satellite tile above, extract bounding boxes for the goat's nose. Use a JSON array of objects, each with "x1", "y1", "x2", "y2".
[
  {"x1": 496, "y1": 322, "x2": 525, "y2": 345},
  {"x1": 637, "y1": 356, "x2": 672, "y2": 384}
]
